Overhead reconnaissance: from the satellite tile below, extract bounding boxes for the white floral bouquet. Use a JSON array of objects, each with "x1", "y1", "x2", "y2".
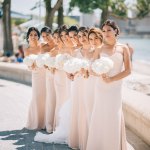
[
  {"x1": 23, "y1": 54, "x2": 38, "y2": 67},
  {"x1": 45, "y1": 55, "x2": 56, "y2": 69},
  {"x1": 63, "y1": 58, "x2": 81, "y2": 74},
  {"x1": 35, "y1": 54, "x2": 49, "y2": 68},
  {"x1": 79, "y1": 59, "x2": 90, "y2": 70},
  {"x1": 55, "y1": 53, "x2": 72, "y2": 70},
  {"x1": 91, "y1": 57, "x2": 114, "y2": 75}
]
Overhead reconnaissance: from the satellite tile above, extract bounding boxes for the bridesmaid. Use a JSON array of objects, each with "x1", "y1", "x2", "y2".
[
  {"x1": 40, "y1": 26, "x2": 56, "y2": 133},
  {"x1": 85, "y1": 27, "x2": 103, "y2": 125},
  {"x1": 25, "y1": 27, "x2": 46, "y2": 130},
  {"x1": 53, "y1": 25, "x2": 72, "y2": 127},
  {"x1": 68, "y1": 26, "x2": 92, "y2": 150},
  {"x1": 68, "y1": 25, "x2": 82, "y2": 49},
  {"x1": 52, "y1": 28, "x2": 63, "y2": 51},
  {"x1": 40, "y1": 26, "x2": 55, "y2": 53},
  {"x1": 86, "y1": 20, "x2": 131, "y2": 150}
]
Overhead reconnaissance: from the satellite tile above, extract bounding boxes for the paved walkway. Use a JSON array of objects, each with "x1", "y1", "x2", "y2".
[{"x1": 0, "y1": 79, "x2": 149, "y2": 150}]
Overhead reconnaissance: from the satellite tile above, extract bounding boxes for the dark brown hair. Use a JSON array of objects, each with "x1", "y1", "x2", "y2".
[
  {"x1": 101, "y1": 19, "x2": 120, "y2": 36},
  {"x1": 59, "y1": 25, "x2": 68, "y2": 35},
  {"x1": 58, "y1": 24, "x2": 68, "y2": 42},
  {"x1": 68, "y1": 25, "x2": 79, "y2": 33},
  {"x1": 26, "y1": 27, "x2": 40, "y2": 42},
  {"x1": 41, "y1": 26, "x2": 52, "y2": 34},
  {"x1": 78, "y1": 26, "x2": 89, "y2": 34}
]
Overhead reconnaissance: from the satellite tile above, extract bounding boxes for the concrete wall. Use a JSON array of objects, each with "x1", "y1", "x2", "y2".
[
  {"x1": 122, "y1": 87, "x2": 150, "y2": 145},
  {"x1": 0, "y1": 62, "x2": 31, "y2": 85}
]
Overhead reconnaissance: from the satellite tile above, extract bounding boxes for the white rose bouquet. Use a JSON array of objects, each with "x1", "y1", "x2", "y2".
[
  {"x1": 44, "y1": 55, "x2": 56, "y2": 74},
  {"x1": 79, "y1": 59, "x2": 90, "y2": 70},
  {"x1": 35, "y1": 54, "x2": 49, "y2": 68},
  {"x1": 78, "y1": 59, "x2": 90, "y2": 78},
  {"x1": 91, "y1": 57, "x2": 114, "y2": 75},
  {"x1": 55, "y1": 53, "x2": 72, "y2": 70},
  {"x1": 63, "y1": 58, "x2": 81, "y2": 74},
  {"x1": 23, "y1": 54, "x2": 38, "y2": 67},
  {"x1": 45, "y1": 55, "x2": 56, "y2": 69}
]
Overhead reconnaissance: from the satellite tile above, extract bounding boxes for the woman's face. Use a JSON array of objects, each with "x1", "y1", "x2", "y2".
[
  {"x1": 53, "y1": 33, "x2": 59, "y2": 45},
  {"x1": 102, "y1": 25, "x2": 116, "y2": 42},
  {"x1": 53, "y1": 33, "x2": 63, "y2": 47},
  {"x1": 28, "y1": 30, "x2": 39, "y2": 43},
  {"x1": 60, "y1": 31, "x2": 69, "y2": 43},
  {"x1": 88, "y1": 33, "x2": 102, "y2": 48},
  {"x1": 78, "y1": 31, "x2": 89, "y2": 45},
  {"x1": 41, "y1": 32, "x2": 53, "y2": 43},
  {"x1": 69, "y1": 31, "x2": 78, "y2": 45}
]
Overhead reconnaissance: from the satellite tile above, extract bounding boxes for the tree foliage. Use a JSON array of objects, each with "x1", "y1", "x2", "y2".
[
  {"x1": 136, "y1": 0, "x2": 150, "y2": 18},
  {"x1": 69, "y1": 0, "x2": 127, "y2": 25}
]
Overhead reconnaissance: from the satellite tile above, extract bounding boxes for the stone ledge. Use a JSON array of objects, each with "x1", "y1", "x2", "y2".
[
  {"x1": 122, "y1": 87, "x2": 150, "y2": 145},
  {"x1": 0, "y1": 62, "x2": 150, "y2": 146},
  {"x1": 0, "y1": 62, "x2": 31, "y2": 85}
]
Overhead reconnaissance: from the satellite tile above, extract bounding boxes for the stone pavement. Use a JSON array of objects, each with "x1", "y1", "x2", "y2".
[{"x1": 0, "y1": 78, "x2": 149, "y2": 150}]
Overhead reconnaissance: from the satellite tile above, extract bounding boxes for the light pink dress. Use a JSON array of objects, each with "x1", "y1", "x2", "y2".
[
  {"x1": 83, "y1": 67, "x2": 96, "y2": 126},
  {"x1": 45, "y1": 69, "x2": 56, "y2": 133},
  {"x1": 86, "y1": 51, "x2": 127, "y2": 150},
  {"x1": 68, "y1": 50, "x2": 88, "y2": 150},
  {"x1": 26, "y1": 68, "x2": 46, "y2": 129},
  {"x1": 54, "y1": 69, "x2": 69, "y2": 128}
]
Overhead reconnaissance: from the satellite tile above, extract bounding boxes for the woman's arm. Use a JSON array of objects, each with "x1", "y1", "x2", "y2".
[
  {"x1": 102, "y1": 45, "x2": 131, "y2": 83},
  {"x1": 24, "y1": 48, "x2": 30, "y2": 57}
]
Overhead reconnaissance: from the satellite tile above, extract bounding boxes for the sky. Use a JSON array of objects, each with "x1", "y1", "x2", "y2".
[
  {"x1": 11, "y1": 0, "x2": 46, "y2": 16},
  {"x1": 11, "y1": 0, "x2": 136, "y2": 17},
  {"x1": 11, "y1": 0, "x2": 72, "y2": 16}
]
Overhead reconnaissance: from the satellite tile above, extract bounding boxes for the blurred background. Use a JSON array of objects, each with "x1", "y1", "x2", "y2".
[{"x1": 0, "y1": 0, "x2": 150, "y2": 63}]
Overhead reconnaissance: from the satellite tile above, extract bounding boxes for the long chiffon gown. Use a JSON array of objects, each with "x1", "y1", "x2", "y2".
[
  {"x1": 68, "y1": 74, "x2": 86, "y2": 150},
  {"x1": 86, "y1": 51, "x2": 131, "y2": 150},
  {"x1": 34, "y1": 69, "x2": 72, "y2": 144},
  {"x1": 34, "y1": 50, "x2": 88, "y2": 148},
  {"x1": 83, "y1": 72, "x2": 96, "y2": 126},
  {"x1": 68, "y1": 51, "x2": 90, "y2": 150},
  {"x1": 53, "y1": 69, "x2": 70, "y2": 127},
  {"x1": 45, "y1": 69, "x2": 56, "y2": 133},
  {"x1": 26, "y1": 68, "x2": 46, "y2": 129}
]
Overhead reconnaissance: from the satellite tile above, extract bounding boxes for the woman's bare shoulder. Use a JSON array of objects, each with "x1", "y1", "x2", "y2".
[
  {"x1": 24, "y1": 47, "x2": 30, "y2": 56},
  {"x1": 41, "y1": 43, "x2": 49, "y2": 48}
]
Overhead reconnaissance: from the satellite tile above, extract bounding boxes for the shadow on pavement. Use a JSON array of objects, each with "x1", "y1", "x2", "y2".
[{"x1": 0, "y1": 128, "x2": 72, "y2": 150}]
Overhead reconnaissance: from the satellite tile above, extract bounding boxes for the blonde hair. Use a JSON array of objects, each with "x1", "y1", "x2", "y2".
[{"x1": 88, "y1": 27, "x2": 103, "y2": 42}]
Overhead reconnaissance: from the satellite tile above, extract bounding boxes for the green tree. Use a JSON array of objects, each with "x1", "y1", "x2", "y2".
[
  {"x1": 44, "y1": 0, "x2": 63, "y2": 28},
  {"x1": 136, "y1": 0, "x2": 150, "y2": 18},
  {"x1": 2, "y1": 0, "x2": 13, "y2": 56},
  {"x1": 69, "y1": 0, "x2": 128, "y2": 26}
]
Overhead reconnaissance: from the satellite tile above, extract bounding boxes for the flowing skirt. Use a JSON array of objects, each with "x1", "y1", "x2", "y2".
[
  {"x1": 54, "y1": 70, "x2": 69, "y2": 127},
  {"x1": 45, "y1": 70, "x2": 56, "y2": 133},
  {"x1": 68, "y1": 76, "x2": 87, "y2": 150},
  {"x1": 86, "y1": 78, "x2": 124, "y2": 150},
  {"x1": 26, "y1": 68, "x2": 46, "y2": 129}
]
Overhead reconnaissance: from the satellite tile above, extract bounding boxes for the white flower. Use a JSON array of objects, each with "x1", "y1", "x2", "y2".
[
  {"x1": 63, "y1": 58, "x2": 81, "y2": 74},
  {"x1": 79, "y1": 59, "x2": 90, "y2": 70},
  {"x1": 23, "y1": 54, "x2": 37, "y2": 67},
  {"x1": 36, "y1": 54, "x2": 49, "y2": 68},
  {"x1": 55, "y1": 53, "x2": 72, "y2": 69},
  {"x1": 45, "y1": 55, "x2": 56, "y2": 68},
  {"x1": 91, "y1": 57, "x2": 114, "y2": 75}
]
